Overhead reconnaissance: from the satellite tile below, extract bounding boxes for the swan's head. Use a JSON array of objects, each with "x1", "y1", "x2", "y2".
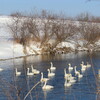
[
  {"x1": 27, "y1": 68, "x2": 29, "y2": 70},
  {"x1": 47, "y1": 69, "x2": 50, "y2": 71},
  {"x1": 68, "y1": 63, "x2": 71, "y2": 66},
  {"x1": 41, "y1": 72, "x2": 43, "y2": 75},
  {"x1": 82, "y1": 61, "x2": 84, "y2": 64}
]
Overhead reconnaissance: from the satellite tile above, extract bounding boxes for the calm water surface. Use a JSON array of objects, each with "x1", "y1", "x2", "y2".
[{"x1": 0, "y1": 52, "x2": 100, "y2": 100}]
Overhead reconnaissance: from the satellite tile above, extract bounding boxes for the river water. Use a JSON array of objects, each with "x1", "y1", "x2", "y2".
[{"x1": 0, "y1": 52, "x2": 100, "y2": 100}]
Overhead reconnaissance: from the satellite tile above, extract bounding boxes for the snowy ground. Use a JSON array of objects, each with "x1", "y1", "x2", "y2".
[
  {"x1": 0, "y1": 16, "x2": 37, "y2": 59},
  {"x1": 0, "y1": 38, "x2": 24, "y2": 59}
]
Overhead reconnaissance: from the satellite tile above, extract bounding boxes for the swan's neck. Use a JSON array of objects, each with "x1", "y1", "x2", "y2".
[
  {"x1": 51, "y1": 62, "x2": 53, "y2": 67},
  {"x1": 44, "y1": 81, "x2": 47, "y2": 87},
  {"x1": 27, "y1": 69, "x2": 29, "y2": 74},
  {"x1": 16, "y1": 68, "x2": 18, "y2": 73},
  {"x1": 75, "y1": 67, "x2": 76, "y2": 72},
  {"x1": 31, "y1": 65, "x2": 34, "y2": 69},
  {"x1": 82, "y1": 62, "x2": 84, "y2": 65},
  {"x1": 69, "y1": 64, "x2": 71, "y2": 67},
  {"x1": 31, "y1": 66, "x2": 34, "y2": 71},
  {"x1": 64, "y1": 69, "x2": 66, "y2": 75},
  {"x1": 65, "y1": 79, "x2": 67, "y2": 83},
  {"x1": 41, "y1": 73, "x2": 43, "y2": 79},
  {"x1": 48, "y1": 69, "x2": 50, "y2": 74}
]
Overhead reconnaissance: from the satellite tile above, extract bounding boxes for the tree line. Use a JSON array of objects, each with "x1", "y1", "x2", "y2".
[{"x1": 8, "y1": 11, "x2": 100, "y2": 54}]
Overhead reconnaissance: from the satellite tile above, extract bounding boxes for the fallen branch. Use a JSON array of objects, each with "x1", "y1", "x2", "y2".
[{"x1": 24, "y1": 81, "x2": 41, "y2": 100}]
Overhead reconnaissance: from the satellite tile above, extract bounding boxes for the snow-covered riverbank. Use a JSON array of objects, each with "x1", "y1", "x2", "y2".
[{"x1": 0, "y1": 16, "x2": 100, "y2": 60}]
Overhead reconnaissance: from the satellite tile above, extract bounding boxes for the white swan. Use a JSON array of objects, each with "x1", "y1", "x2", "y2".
[
  {"x1": 77, "y1": 72, "x2": 83, "y2": 78},
  {"x1": 64, "y1": 69, "x2": 76, "y2": 84},
  {"x1": 64, "y1": 72, "x2": 75, "y2": 80},
  {"x1": 86, "y1": 62, "x2": 91, "y2": 68},
  {"x1": 69, "y1": 78, "x2": 76, "y2": 83},
  {"x1": 64, "y1": 68, "x2": 70, "y2": 78},
  {"x1": 64, "y1": 79, "x2": 72, "y2": 87},
  {"x1": 69, "y1": 75, "x2": 76, "y2": 83},
  {"x1": 81, "y1": 61, "x2": 84, "y2": 65},
  {"x1": 15, "y1": 68, "x2": 21, "y2": 76},
  {"x1": 42, "y1": 80, "x2": 53, "y2": 90},
  {"x1": 65, "y1": 74, "x2": 76, "y2": 83},
  {"x1": 50, "y1": 62, "x2": 56, "y2": 70},
  {"x1": 41, "y1": 72, "x2": 49, "y2": 82},
  {"x1": 74, "y1": 66, "x2": 79, "y2": 75},
  {"x1": 70, "y1": 74, "x2": 75, "y2": 79},
  {"x1": 31, "y1": 65, "x2": 40, "y2": 74},
  {"x1": 81, "y1": 66, "x2": 86, "y2": 72},
  {"x1": 80, "y1": 62, "x2": 87, "y2": 72},
  {"x1": 27, "y1": 68, "x2": 34, "y2": 76},
  {"x1": 80, "y1": 61, "x2": 87, "y2": 68},
  {"x1": 0, "y1": 68, "x2": 3, "y2": 72},
  {"x1": 68, "y1": 63, "x2": 73, "y2": 71},
  {"x1": 47, "y1": 69, "x2": 55, "y2": 77}
]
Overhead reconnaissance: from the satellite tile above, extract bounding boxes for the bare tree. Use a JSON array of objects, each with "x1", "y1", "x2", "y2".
[
  {"x1": 76, "y1": 12, "x2": 91, "y2": 22},
  {"x1": 8, "y1": 12, "x2": 22, "y2": 43},
  {"x1": 79, "y1": 22, "x2": 100, "y2": 50},
  {"x1": 51, "y1": 19, "x2": 78, "y2": 50},
  {"x1": 80, "y1": 23, "x2": 100, "y2": 44}
]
